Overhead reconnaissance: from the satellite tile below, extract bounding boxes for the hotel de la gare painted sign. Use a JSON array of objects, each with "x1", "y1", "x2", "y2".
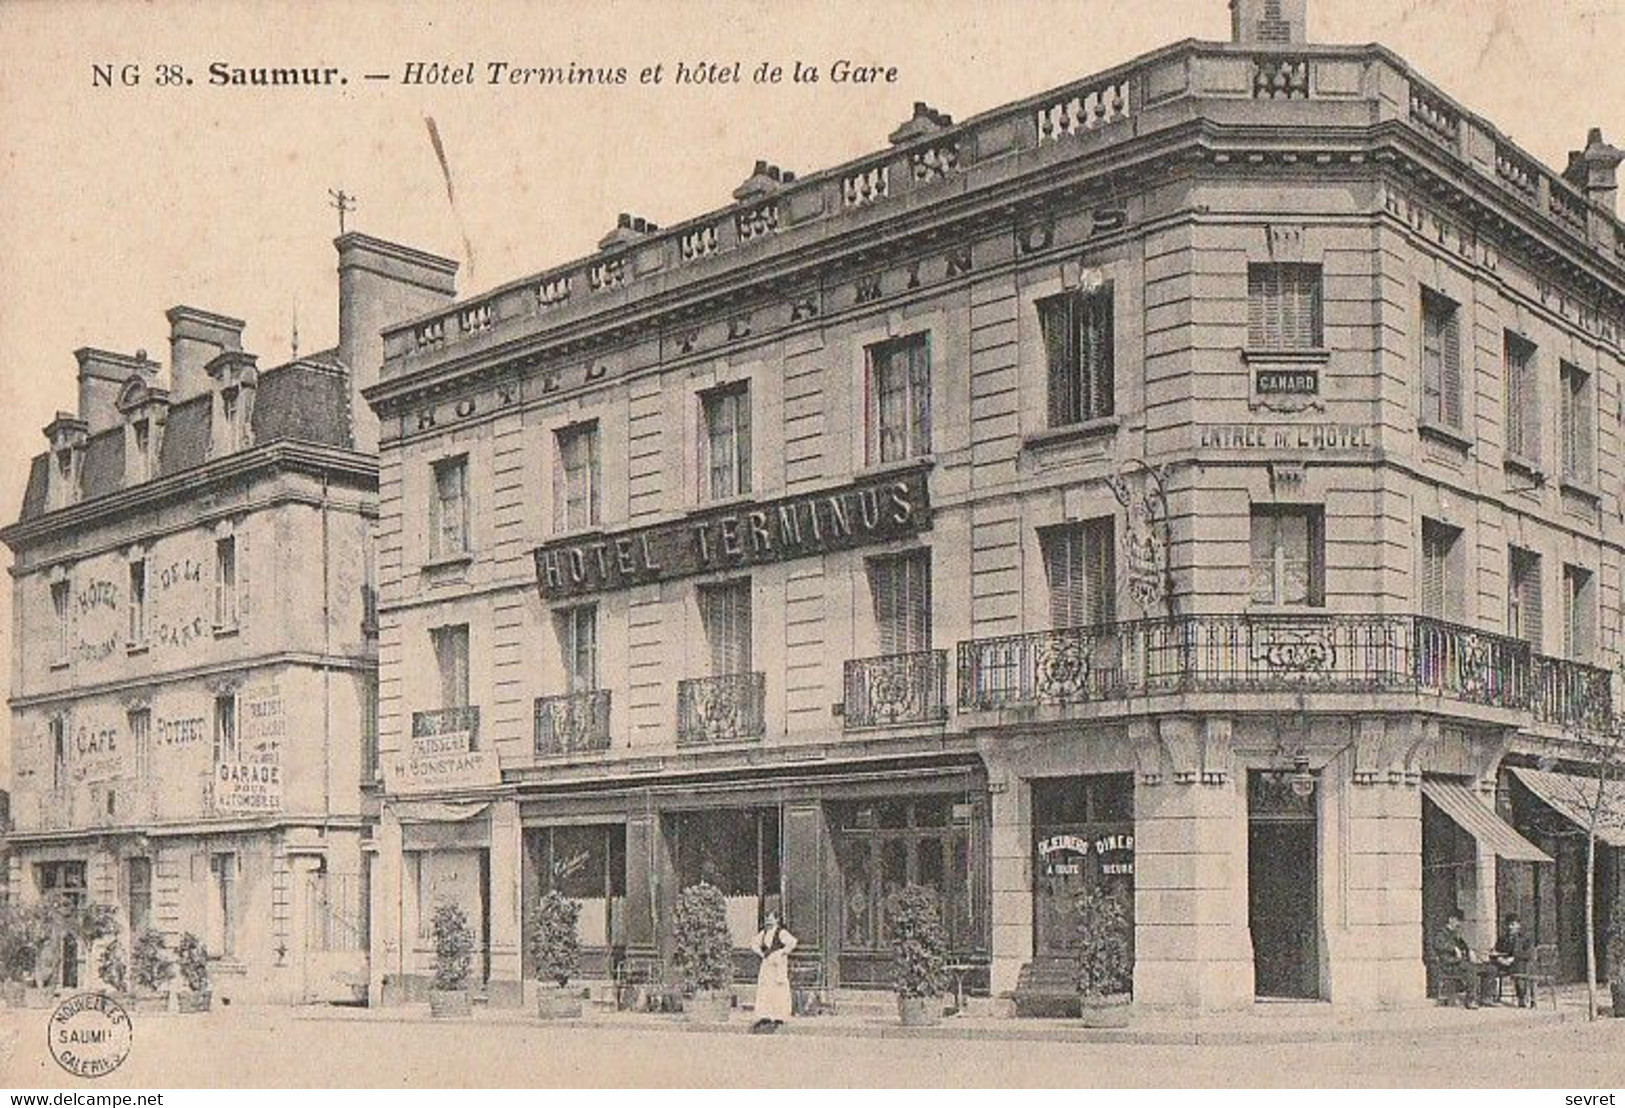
[{"x1": 534, "y1": 463, "x2": 933, "y2": 600}]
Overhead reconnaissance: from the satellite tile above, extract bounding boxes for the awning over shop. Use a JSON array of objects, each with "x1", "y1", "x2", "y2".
[
  {"x1": 395, "y1": 799, "x2": 491, "y2": 851},
  {"x1": 1422, "y1": 779, "x2": 1552, "y2": 863},
  {"x1": 1509, "y1": 767, "x2": 1625, "y2": 848}
]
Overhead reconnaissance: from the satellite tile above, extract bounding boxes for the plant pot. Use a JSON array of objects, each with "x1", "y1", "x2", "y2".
[
  {"x1": 685, "y1": 988, "x2": 732, "y2": 1023},
  {"x1": 174, "y1": 990, "x2": 212, "y2": 1014},
  {"x1": 429, "y1": 988, "x2": 472, "y2": 1019},
  {"x1": 1077, "y1": 993, "x2": 1131, "y2": 1028},
  {"x1": 536, "y1": 984, "x2": 582, "y2": 1020},
  {"x1": 897, "y1": 994, "x2": 942, "y2": 1027},
  {"x1": 120, "y1": 992, "x2": 169, "y2": 1014}
]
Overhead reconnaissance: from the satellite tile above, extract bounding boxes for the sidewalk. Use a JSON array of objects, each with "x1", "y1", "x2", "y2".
[{"x1": 292, "y1": 989, "x2": 1610, "y2": 1046}]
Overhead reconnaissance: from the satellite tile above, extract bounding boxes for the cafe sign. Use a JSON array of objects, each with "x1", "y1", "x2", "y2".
[{"x1": 533, "y1": 463, "x2": 933, "y2": 600}]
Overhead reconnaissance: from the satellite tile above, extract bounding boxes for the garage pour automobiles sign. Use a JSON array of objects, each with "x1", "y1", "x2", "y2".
[{"x1": 533, "y1": 462, "x2": 932, "y2": 600}]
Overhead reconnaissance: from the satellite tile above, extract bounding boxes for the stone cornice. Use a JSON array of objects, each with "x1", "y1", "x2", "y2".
[{"x1": 2, "y1": 440, "x2": 378, "y2": 551}]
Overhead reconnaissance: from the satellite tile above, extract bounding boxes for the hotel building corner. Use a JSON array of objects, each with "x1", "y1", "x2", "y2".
[
  {"x1": 2, "y1": 234, "x2": 457, "y2": 1003},
  {"x1": 361, "y1": 0, "x2": 1625, "y2": 1013}
]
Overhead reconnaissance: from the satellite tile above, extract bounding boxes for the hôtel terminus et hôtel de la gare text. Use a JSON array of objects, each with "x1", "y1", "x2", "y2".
[{"x1": 7, "y1": 0, "x2": 1625, "y2": 1013}]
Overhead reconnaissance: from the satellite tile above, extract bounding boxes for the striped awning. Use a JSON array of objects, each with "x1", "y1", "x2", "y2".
[
  {"x1": 1422, "y1": 779, "x2": 1552, "y2": 863},
  {"x1": 1509, "y1": 767, "x2": 1625, "y2": 848}
]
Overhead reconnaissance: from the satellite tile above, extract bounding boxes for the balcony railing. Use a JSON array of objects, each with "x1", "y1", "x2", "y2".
[
  {"x1": 411, "y1": 705, "x2": 481, "y2": 744},
  {"x1": 958, "y1": 613, "x2": 1613, "y2": 733},
  {"x1": 535, "y1": 689, "x2": 613, "y2": 756},
  {"x1": 844, "y1": 650, "x2": 949, "y2": 730},
  {"x1": 677, "y1": 672, "x2": 766, "y2": 746}
]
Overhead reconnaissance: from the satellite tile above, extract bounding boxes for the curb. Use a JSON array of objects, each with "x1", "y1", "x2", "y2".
[{"x1": 289, "y1": 1004, "x2": 1587, "y2": 1046}]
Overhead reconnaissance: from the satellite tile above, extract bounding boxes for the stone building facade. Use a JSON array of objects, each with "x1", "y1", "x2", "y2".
[
  {"x1": 363, "y1": 1, "x2": 1625, "y2": 1010},
  {"x1": 3, "y1": 234, "x2": 457, "y2": 1003}
]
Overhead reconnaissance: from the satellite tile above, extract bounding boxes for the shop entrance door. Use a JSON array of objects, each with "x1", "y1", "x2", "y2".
[
  {"x1": 1031, "y1": 776, "x2": 1135, "y2": 960},
  {"x1": 1248, "y1": 770, "x2": 1321, "y2": 1000}
]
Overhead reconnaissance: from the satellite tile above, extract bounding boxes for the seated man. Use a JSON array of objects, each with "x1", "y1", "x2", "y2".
[
  {"x1": 1491, "y1": 912, "x2": 1535, "y2": 1008},
  {"x1": 1430, "y1": 909, "x2": 1480, "y2": 1008}
]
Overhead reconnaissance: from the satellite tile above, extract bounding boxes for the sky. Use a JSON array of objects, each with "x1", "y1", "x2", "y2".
[{"x1": 0, "y1": 0, "x2": 1622, "y2": 787}]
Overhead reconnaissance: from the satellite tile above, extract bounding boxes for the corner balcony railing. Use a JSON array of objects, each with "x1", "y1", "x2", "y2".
[
  {"x1": 534, "y1": 689, "x2": 613, "y2": 756},
  {"x1": 957, "y1": 613, "x2": 1613, "y2": 734},
  {"x1": 844, "y1": 650, "x2": 950, "y2": 730},
  {"x1": 677, "y1": 672, "x2": 766, "y2": 747}
]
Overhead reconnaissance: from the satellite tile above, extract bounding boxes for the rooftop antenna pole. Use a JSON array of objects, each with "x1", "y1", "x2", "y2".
[
  {"x1": 328, "y1": 188, "x2": 357, "y2": 235},
  {"x1": 290, "y1": 294, "x2": 300, "y2": 360}
]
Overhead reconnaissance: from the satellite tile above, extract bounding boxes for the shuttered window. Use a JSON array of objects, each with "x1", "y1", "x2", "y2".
[
  {"x1": 1420, "y1": 519, "x2": 1461, "y2": 619},
  {"x1": 1041, "y1": 519, "x2": 1116, "y2": 629},
  {"x1": 556, "y1": 604, "x2": 599, "y2": 692},
  {"x1": 700, "y1": 580, "x2": 752, "y2": 676},
  {"x1": 868, "y1": 335, "x2": 931, "y2": 464},
  {"x1": 213, "y1": 692, "x2": 238, "y2": 764},
  {"x1": 1420, "y1": 288, "x2": 1462, "y2": 428},
  {"x1": 128, "y1": 558, "x2": 147, "y2": 645},
  {"x1": 1504, "y1": 333, "x2": 1540, "y2": 461},
  {"x1": 50, "y1": 716, "x2": 67, "y2": 788},
  {"x1": 430, "y1": 455, "x2": 470, "y2": 558},
  {"x1": 1562, "y1": 564, "x2": 1594, "y2": 661},
  {"x1": 1507, "y1": 547, "x2": 1542, "y2": 648},
  {"x1": 1560, "y1": 362, "x2": 1593, "y2": 484},
  {"x1": 868, "y1": 551, "x2": 932, "y2": 655},
  {"x1": 555, "y1": 422, "x2": 601, "y2": 532},
  {"x1": 51, "y1": 579, "x2": 69, "y2": 664},
  {"x1": 126, "y1": 858, "x2": 152, "y2": 935},
  {"x1": 1039, "y1": 286, "x2": 1115, "y2": 427},
  {"x1": 701, "y1": 382, "x2": 752, "y2": 501},
  {"x1": 1248, "y1": 264, "x2": 1323, "y2": 350},
  {"x1": 432, "y1": 623, "x2": 471, "y2": 708},
  {"x1": 1249, "y1": 507, "x2": 1325, "y2": 606},
  {"x1": 214, "y1": 536, "x2": 237, "y2": 628}
]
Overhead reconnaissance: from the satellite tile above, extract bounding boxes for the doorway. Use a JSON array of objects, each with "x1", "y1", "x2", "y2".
[{"x1": 1247, "y1": 770, "x2": 1321, "y2": 999}]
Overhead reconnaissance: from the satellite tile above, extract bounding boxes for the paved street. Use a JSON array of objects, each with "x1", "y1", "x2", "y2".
[{"x1": 3, "y1": 1004, "x2": 1624, "y2": 1088}]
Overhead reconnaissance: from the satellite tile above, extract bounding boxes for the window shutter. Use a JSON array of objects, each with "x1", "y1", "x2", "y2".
[
  {"x1": 1248, "y1": 266, "x2": 1273, "y2": 348},
  {"x1": 1041, "y1": 296, "x2": 1078, "y2": 427},
  {"x1": 735, "y1": 388, "x2": 752, "y2": 495},
  {"x1": 1440, "y1": 308, "x2": 1462, "y2": 427},
  {"x1": 552, "y1": 435, "x2": 566, "y2": 532},
  {"x1": 236, "y1": 526, "x2": 249, "y2": 626},
  {"x1": 1086, "y1": 518, "x2": 1116, "y2": 625},
  {"x1": 1087, "y1": 288, "x2": 1115, "y2": 420},
  {"x1": 1422, "y1": 529, "x2": 1445, "y2": 617},
  {"x1": 1044, "y1": 530, "x2": 1081, "y2": 629},
  {"x1": 909, "y1": 339, "x2": 931, "y2": 456},
  {"x1": 1523, "y1": 559, "x2": 1543, "y2": 648},
  {"x1": 1563, "y1": 572, "x2": 1577, "y2": 659},
  {"x1": 587, "y1": 427, "x2": 601, "y2": 525}
]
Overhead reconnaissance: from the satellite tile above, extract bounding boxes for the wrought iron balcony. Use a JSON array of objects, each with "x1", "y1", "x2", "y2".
[
  {"x1": 411, "y1": 705, "x2": 481, "y2": 744},
  {"x1": 535, "y1": 689, "x2": 613, "y2": 756},
  {"x1": 843, "y1": 650, "x2": 949, "y2": 730},
  {"x1": 677, "y1": 672, "x2": 766, "y2": 746},
  {"x1": 957, "y1": 613, "x2": 1614, "y2": 734}
]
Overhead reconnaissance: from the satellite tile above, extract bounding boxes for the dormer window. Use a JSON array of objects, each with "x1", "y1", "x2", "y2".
[
  {"x1": 132, "y1": 420, "x2": 151, "y2": 481},
  {"x1": 221, "y1": 388, "x2": 242, "y2": 453}
]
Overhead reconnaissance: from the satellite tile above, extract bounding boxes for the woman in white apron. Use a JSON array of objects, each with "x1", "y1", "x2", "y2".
[{"x1": 750, "y1": 911, "x2": 797, "y2": 1032}]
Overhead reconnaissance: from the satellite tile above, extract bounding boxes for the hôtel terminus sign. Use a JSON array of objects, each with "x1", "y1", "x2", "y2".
[{"x1": 534, "y1": 463, "x2": 932, "y2": 600}]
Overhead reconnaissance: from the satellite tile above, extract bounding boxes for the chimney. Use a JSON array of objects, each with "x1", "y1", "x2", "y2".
[
  {"x1": 75, "y1": 347, "x2": 161, "y2": 435},
  {"x1": 166, "y1": 306, "x2": 245, "y2": 402},
  {"x1": 1562, "y1": 128, "x2": 1624, "y2": 216},
  {"x1": 335, "y1": 233, "x2": 459, "y2": 453},
  {"x1": 1230, "y1": 0, "x2": 1307, "y2": 44}
]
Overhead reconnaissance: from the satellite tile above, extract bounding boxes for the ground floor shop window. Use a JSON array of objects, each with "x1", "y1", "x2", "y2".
[
  {"x1": 528, "y1": 824, "x2": 628, "y2": 955},
  {"x1": 832, "y1": 798, "x2": 973, "y2": 954},
  {"x1": 126, "y1": 857, "x2": 152, "y2": 935},
  {"x1": 36, "y1": 861, "x2": 87, "y2": 988},
  {"x1": 667, "y1": 808, "x2": 780, "y2": 948},
  {"x1": 410, "y1": 848, "x2": 490, "y2": 982},
  {"x1": 1030, "y1": 775, "x2": 1134, "y2": 960}
]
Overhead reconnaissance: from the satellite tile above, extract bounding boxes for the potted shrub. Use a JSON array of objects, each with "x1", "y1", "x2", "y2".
[
  {"x1": 887, "y1": 884, "x2": 948, "y2": 1026},
  {"x1": 172, "y1": 932, "x2": 212, "y2": 1013},
  {"x1": 129, "y1": 927, "x2": 174, "y2": 1012},
  {"x1": 97, "y1": 938, "x2": 128, "y2": 996},
  {"x1": 1607, "y1": 893, "x2": 1625, "y2": 1019},
  {"x1": 672, "y1": 882, "x2": 733, "y2": 1022},
  {"x1": 1074, "y1": 885, "x2": 1133, "y2": 1028},
  {"x1": 529, "y1": 890, "x2": 583, "y2": 1019},
  {"x1": 0, "y1": 903, "x2": 46, "y2": 1006},
  {"x1": 429, "y1": 902, "x2": 476, "y2": 1018}
]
